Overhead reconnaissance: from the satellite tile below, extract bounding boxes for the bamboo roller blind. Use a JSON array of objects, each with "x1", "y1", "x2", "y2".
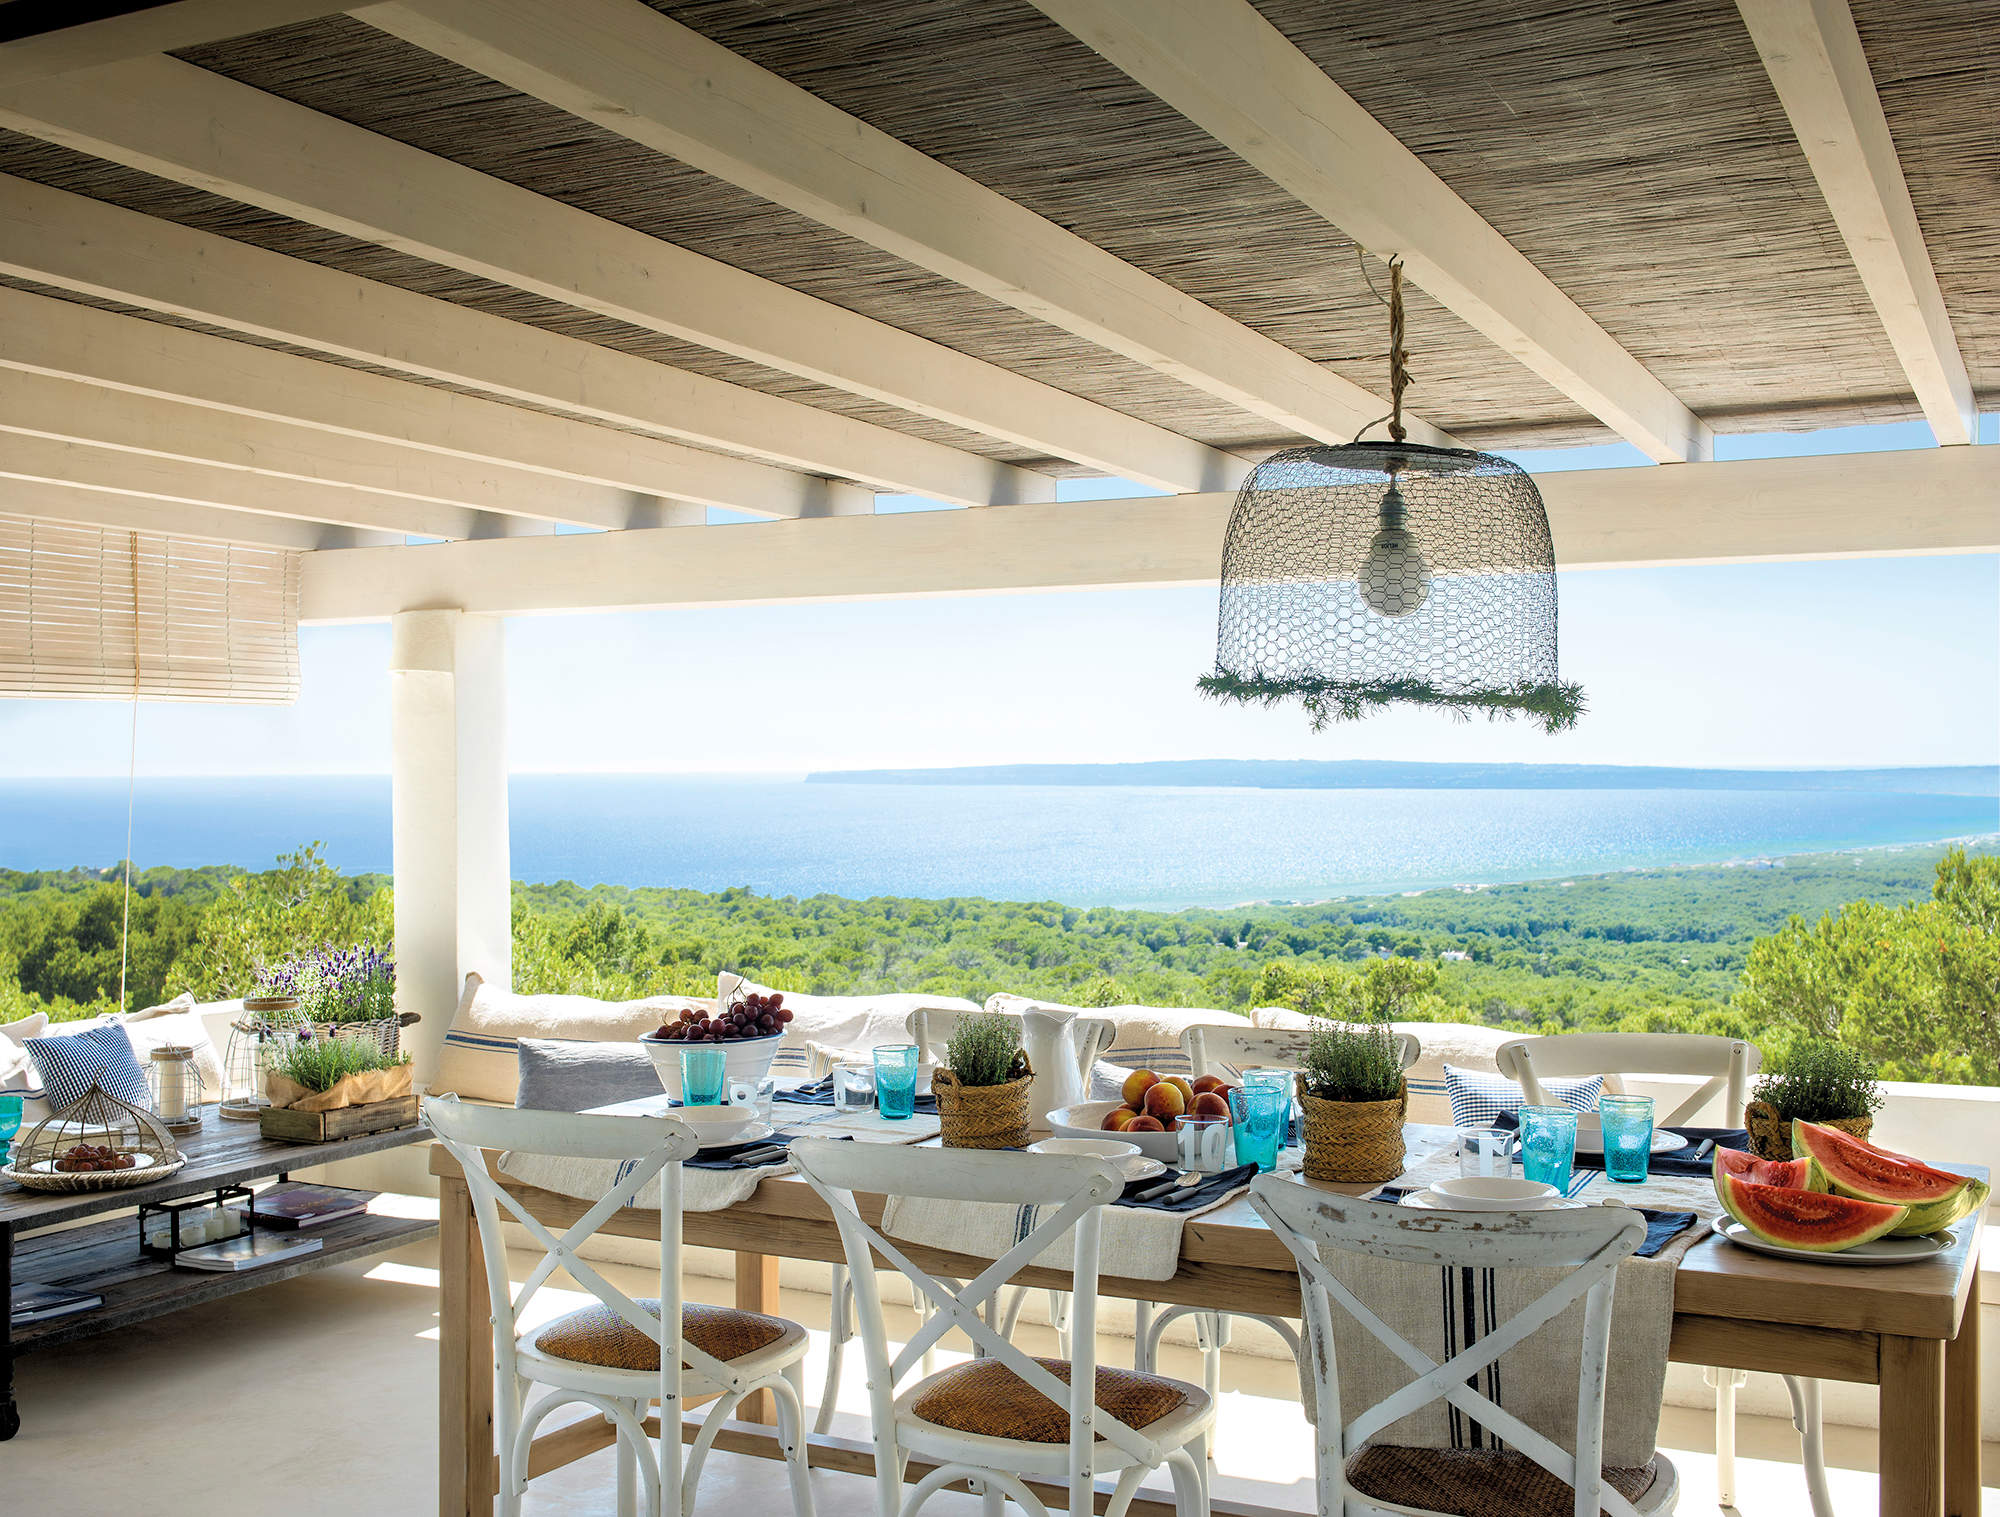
[{"x1": 0, "y1": 515, "x2": 300, "y2": 703}]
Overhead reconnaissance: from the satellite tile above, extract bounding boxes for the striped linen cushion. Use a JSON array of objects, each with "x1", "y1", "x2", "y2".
[
  {"x1": 1444, "y1": 1063, "x2": 1602, "y2": 1128},
  {"x1": 24, "y1": 1022, "x2": 150, "y2": 1111}
]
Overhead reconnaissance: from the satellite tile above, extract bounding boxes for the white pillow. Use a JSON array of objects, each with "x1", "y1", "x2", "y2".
[
  {"x1": 719, "y1": 973, "x2": 977, "y2": 1082},
  {"x1": 437, "y1": 973, "x2": 712, "y2": 1104},
  {"x1": 1, "y1": 1010, "x2": 49, "y2": 1046},
  {"x1": 113, "y1": 998, "x2": 227, "y2": 1100}
]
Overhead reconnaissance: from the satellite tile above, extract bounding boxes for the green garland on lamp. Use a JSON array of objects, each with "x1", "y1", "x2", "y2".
[{"x1": 1197, "y1": 669, "x2": 1587, "y2": 734}]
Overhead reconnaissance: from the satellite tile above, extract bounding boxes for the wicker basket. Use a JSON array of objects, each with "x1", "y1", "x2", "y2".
[
  {"x1": 933, "y1": 1055, "x2": 1034, "y2": 1149},
  {"x1": 1744, "y1": 1100, "x2": 1873, "y2": 1161},
  {"x1": 1300, "y1": 1078, "x2": 1407, "y2": 1184},
  {"x1": 304, "y1": 1012, "x2": 421, "y2": 1060}
]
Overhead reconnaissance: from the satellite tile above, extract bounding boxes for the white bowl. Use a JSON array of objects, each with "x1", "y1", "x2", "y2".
[
  {"x1": 670, "y1": 1104, "x2": 759, "y2": 1141},
  {"x1": 1028, "y1": 1137, "x2": 1141, "y2": 1161},
  {"x1": 640, "y1": 1031, "x2": 783, "y2": 1102},
  {"x1": 1046, "y1": 1101, "x2": 1181, "y2": 1163},
  {"x1": 1426, "y1": 1176, "x2": 1562, "y2": 1211}
]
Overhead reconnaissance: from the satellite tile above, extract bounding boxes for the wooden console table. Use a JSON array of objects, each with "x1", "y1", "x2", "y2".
[{"x1": 1, "y1": 1117, "x2": 436, "y2": 1441}]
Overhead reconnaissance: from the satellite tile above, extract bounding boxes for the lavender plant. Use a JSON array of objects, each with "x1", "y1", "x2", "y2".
[{"x1": 254, "y1": 945, "x2": 396, "y2": 1025}]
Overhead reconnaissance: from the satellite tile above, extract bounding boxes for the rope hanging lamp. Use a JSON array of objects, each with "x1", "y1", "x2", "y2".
[{"x1": 1199, "y1": 257, "x2": 1584, "y2": 734}]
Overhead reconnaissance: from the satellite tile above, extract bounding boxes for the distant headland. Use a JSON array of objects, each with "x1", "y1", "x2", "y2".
[{"x1": 804, "y1": 760, "x2": 2000, "y2": 795}]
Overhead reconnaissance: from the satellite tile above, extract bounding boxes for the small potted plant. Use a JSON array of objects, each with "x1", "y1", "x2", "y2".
[
  {"x1": 260, "y1": 1030, "x2": 416, "y2": 1144},
  {"x1": 1298, "y1": 1017, "x2": 1407, "y2": 1183},
  {"x1": 1744, "y1": 1038, "x2": 1883, "y2": 1160},
  {"x1": 932, "y1": 1013, "x2": 1034, "y2": 1149},
  {"x1": 253, "y1": 945, "x2": 415, "y2": 1058}
]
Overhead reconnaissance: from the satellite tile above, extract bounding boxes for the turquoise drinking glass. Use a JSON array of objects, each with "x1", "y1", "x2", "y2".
[
  {"x1": 679, "y1": 1045, "x2": 728, "y2": 1107},
  {"x1": 0, "y1": 1092, "x2": 20, "y2": 1162},
  {"x1": 1598, "y1": 1094, "x2": 1655, "y2": 1184},
  {"x1": 1240, "y1": 1068, "x2": 1295, "y2": 1145},
  {"x1": 1230, "y1": 1085, "x2": 1285, "y2": 1173},
  {"x1": 1519, "y1": 1104, "x2": 1578, "y2": 1192},
  {"x1": 873, "y1": 1044, "x2": 919, "y2": 1121}
]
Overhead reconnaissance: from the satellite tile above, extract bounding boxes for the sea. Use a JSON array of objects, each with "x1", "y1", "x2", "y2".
[{"x1": 1, "y1": 776, "x2": 1994, "y2": 909}]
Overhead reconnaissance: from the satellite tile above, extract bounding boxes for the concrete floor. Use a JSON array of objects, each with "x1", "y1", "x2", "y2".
[{"x1": 8, "y1": 1225, "x2": 1995, "y2": 1517}]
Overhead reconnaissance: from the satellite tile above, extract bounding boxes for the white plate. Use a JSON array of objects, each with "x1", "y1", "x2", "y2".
[
  {"x1": 1400, "y1": 1190, "x2": 1586, "y2": 1213},
  {"x1": 701, "y1": 1121, "x2": 773, "y2": 1151},
  {"x1": 1570, "y1": 1120, "x2": 1688, "y2": 1157},
  {"x1": 1429, "y1": 1176, "x2": 1561, "y2": 1210},
  {"x1": 1709, "y1": 1216, "x2": 1954, "y2": 1264}
]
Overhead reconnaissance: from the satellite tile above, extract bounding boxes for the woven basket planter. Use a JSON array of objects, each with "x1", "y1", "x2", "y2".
[
  {"x1": 1300, "y1": 1078, "x2": 1407, "y2": 1184},
  {"x1": 933, "y1": 1056, "x2": 1034, "y2": 1150},
  {"x1": 1744, "y1": 1100, "x2": 1873, "y2": 1161}
]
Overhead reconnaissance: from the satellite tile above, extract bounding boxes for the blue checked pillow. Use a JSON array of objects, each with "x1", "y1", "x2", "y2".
[
  {"x1": 1444, "y1": 1063, "x2": 1602, "y2": 1128},
  {"x1": 24, "y1": 1022, "x2": 150, "y2": 1112}
]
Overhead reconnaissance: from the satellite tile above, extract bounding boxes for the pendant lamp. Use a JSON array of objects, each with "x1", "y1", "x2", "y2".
[{"x1": 1200, "y1": 259, "x2": 1584, "y2": 733}]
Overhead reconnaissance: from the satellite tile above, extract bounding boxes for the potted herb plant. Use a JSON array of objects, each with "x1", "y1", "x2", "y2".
[
  {"x1": 1298, "y1": 1017, "x2": 1407, "y2": 1183},
  {"x1": 1744, "y1": 1038, "x2": 1883, "y2": 1160},
  {"x1": 931, "y1": 1013, "x2": 1034, "y2": 1149},
  {"x1": 254, "y1": 945, "x2": 415, "y2": 1057},
  {"x1": 260, "y1": 1030, "x2": 416, "y2": 1143}
]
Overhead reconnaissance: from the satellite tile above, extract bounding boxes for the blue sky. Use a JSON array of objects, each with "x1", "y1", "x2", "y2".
[{"x1": 2, "y1": 420, "x2": 1994, "y2": 778}]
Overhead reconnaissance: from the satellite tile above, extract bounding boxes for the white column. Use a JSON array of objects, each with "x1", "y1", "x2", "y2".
[{"x1": 390, "y1": 608, "x2": 511, "y2": 1087}]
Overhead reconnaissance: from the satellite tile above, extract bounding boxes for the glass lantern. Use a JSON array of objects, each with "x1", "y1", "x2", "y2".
[
  {"x1": 145, "y1": 1043, "x2": 207, "y2": 1133},
  {"x1": 220, "y1": 996, "x2": 297, "y2": 1121}
]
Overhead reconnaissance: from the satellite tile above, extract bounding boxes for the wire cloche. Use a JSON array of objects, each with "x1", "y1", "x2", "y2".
[
  {"x1": 3, "y1": 1082, "x2": 186, "y2": 1192},
  {"x1": 1200, "y1": 254, "x2": 1583, "y2": 733}
]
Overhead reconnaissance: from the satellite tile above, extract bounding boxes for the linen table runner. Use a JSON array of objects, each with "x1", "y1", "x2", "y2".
[
  {"x1": 881, "y1": 1151, "x2": 1300, "y2": 1284},
  {"x1": 498, "y1": 1100, "x2": 939, "y2": 1212}
]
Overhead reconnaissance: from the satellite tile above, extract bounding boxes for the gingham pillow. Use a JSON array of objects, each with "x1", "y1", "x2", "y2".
[
  {"x1": 1444, "y1": 1063, "x2": 1602, "y2": 1128},
  {"x1": 23, "y1": 1022, "x2": 150, "y2": 1112}
]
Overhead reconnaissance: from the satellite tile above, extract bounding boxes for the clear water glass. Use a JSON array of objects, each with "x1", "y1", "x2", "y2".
[
  {"x1": 1598, "y1": 1094, "x2": 1655, "y2": 1184},
  {"x1": 729, "y1": 1076, "x2": 778, "y2": 1124},
  {"x1": 1230, "y1": 1085, "x2": 1285, "y2": 1174},
  {"x1": 1239, "y1": 1068, "x2": 1295, "y2": 1145},
  {"x1": 874, "y1": 1044, "x2": 920, "y2": 1121},
  {"x1": 1519, "y1": 1105, "x2": 1578, "y2": 1192},
  {"x1": 1457, "y1": 1126, "x2": 1515, "y2": 1178},
  {"x1": 1177, "y1": 1114, "x2": 1232, "y2": 1174},
  {"x1": 832, "y1": 1061, "x2": 875, "y2": 1113},
  {"x1": 679, "y1": 1045, "x2": 728, "y2": 1107}
]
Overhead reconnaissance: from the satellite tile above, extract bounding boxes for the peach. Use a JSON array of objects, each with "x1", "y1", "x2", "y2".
[
  {"x1": 1191, "y1": 1091, "x2": 1232, "y2": 1122},
  {"x1": 1121, "y1": 1069, "x2": 1160, "y2": 1108},
  {"x1": 1143, "y1": 1081, "x2": 1186, "y2": 1122},
  {"x1": 1191, "y1": 1074, "x2": 1228, "y2": 1097},
  {"x1": 1101, "y1": 1106, "x2": 1137, "y2": 1132},
  {"x1": 1165, "y1": 1076, "x2": 1196, "y2": 1106},
  {"x1": 1126, "y1": 1114, "x2": 1164, "y2": 1133}
]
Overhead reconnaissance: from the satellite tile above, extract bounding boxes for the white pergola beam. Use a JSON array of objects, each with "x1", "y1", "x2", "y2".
[
  {"x1": 0, "y1": 431, "x2": 532, "y2": 543},
  {"x1": 1030, "y1": 0, "x2": 1716, "y2": 465},
  {"x1": 363, "y1": 0, "x2": 1452, "y2": 453},
  {"x1": 0, "y1": 283, "x2": 854, "y2": 521},
  {"x1": 299, "y1": 447, "x2": 1999, "y2": 622},
  {"x1": 0, "y1": 176, "x2": 1052, "y2": 509},
  {"x1": 1, "y1": 486, "x2": 396, "y2": 552},
  {"x1": 0, "y1": 367, "x2": 637, "y2": 534},
  {"x1": 0, "y1": 2, "x2": 341, "y2": 89},
  {"x1": 1736, "y1": 0, "x2": 1977, "y2": 447},
  {"x1": 0, "y1": 56, "x2": 1244, "y2": 496}
]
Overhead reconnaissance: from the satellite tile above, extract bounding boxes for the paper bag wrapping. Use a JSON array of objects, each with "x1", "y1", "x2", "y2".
[{"x1": 266, "y1": 1062, "x2": 413, "y2": 1113}]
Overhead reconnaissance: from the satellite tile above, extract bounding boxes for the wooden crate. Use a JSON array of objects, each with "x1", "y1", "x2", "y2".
[{"x1": 258, "y1": 1095, "x2": 421, "y2": 1145}]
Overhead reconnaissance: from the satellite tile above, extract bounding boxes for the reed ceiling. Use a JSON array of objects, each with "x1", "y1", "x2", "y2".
[{"x1": 4, "y1": 0, "x2": 1995, "y2": 494}]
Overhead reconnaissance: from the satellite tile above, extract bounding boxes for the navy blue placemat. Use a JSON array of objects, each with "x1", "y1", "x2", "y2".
[
  {"x1": 1372, "y1": 1185, "x2": 1697, "y2": 1259},
  {"x1": 1116, "y1": 1162, "x2": 1257, "y2": 1212},
  {"x1": 1491, "y1": 1111, "x2": 1749, "y2": 1178},
  {"x1": 687, "y1": 1134, "x2": 799, "y2": 1170},
  {"x1": 772, "y1": 1075, "x2": 938, "y2": 1114}
]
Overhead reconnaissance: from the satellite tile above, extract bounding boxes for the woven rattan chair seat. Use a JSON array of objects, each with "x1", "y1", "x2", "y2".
[
  {"x1": 529, "y1": 1299, "x2": 789, "y2": 1372},
  {"x1": 1345, "y1": 1446, "x2": 1663, "y2": 1517},
  {"x1": 907, "y1": 1357, "x2": 1195, "y2": 1444}
]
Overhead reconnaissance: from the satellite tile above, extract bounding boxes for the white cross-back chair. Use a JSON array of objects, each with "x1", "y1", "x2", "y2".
[
  {"x1": 791, "y1": 1139, "x2": 1215, "y2": 1517},
  {"x1": 423, "y1": 1096, "x2": 816, "y2": 1517},
  {"x1": 810, "y1": 1008, "x2": 1117, "y2": 1434},
  {"x1": 1133, "y1": 1025, "x2": 1419, "y2": 1403},
  {"x1": 1493, "y1": 1034, "x2": 1820, "y2": 1516},
  {"x1": 1250, "y1": 1178, "x2": 1677, "y2": 1517}
]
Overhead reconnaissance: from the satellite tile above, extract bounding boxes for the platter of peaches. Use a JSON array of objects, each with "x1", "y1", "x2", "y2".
[{"x1": 1046, "y1": 1068, "x2": 1240, "y2": 1163}]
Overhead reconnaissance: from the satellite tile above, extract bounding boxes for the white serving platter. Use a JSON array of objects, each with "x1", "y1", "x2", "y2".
[{"x1": 1708, "y1": 1216, "x2": 1954, "y2": 1265}]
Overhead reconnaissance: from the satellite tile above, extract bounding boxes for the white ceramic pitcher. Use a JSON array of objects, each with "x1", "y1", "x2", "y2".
[{"x1": 1021, "y1": 1006, "x2": 1084, "y2": 1132}]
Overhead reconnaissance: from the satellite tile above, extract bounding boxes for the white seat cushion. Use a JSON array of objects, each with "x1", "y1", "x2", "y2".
[{"x1": 437, "y1": 973, "x2": 711, "y2": 1104}]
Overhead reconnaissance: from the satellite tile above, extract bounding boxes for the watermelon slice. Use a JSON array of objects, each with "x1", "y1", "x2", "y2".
[
  {"x1": 1717, "y1": 1174, "x2": 1908, "y2": 1252},
  {"x1": 1711, "y1": 1148, "x2": 1811, "y2": 1212},
  {"x1": 1791, "y1": 1121, "x2": 1988, "y2": 1237}
]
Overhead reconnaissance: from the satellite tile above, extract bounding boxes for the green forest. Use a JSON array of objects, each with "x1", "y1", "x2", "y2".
[{"x1": 2, "y1": 840, "x2": 1994, "y2": 1084}]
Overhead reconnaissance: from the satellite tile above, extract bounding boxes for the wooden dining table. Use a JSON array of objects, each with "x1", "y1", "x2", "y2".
[{"x1": 431, "y1": 1125, "x2": 1984, "y2": 1517}]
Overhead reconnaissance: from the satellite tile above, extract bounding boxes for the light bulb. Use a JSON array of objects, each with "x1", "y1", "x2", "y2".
[{"x1": 1358, "y1": 482, "x2": 1431, "y2": 618}]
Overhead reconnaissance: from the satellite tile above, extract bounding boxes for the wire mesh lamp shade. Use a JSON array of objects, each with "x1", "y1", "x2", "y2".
[{"x1": 1200, "y1": 443, "x2": 1584, "y2": 733}]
